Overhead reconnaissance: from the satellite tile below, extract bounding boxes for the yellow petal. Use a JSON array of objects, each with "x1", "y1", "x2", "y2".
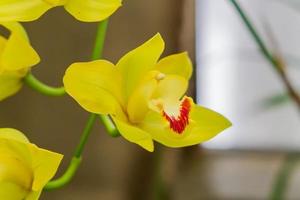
[
  {"x1": 0, "y1": 32, "x2": 40, "y2": 71},
  {"x1": 127, "y1": 73, "x2": 188, "y2": 123},
  {"x1": 0, "y1": 129, "x2": 34, "y2": 198},
  {"x1": 141, "y1": 100, "x2": 231, "y2": 148},
  {"x1": 0, "y1": 0, "x2": 53, "y2": 22},
  {"x1": 0, "y1": 128, "x2": 32, "y2": 169},
  {"x1": 64, "y1": 60, "x2": 123, "y2": 115},
  {"x1": 0, "y1": 70, "x2": 27, "y2": 101},
  {"x1": 0, "y1": 36, "x2": 6, "y2": 53},
  {"x1": 0, "y1": 128, "x2": 29, "y2": 143},
  {"x1": 0, "y1": 155, "x2": 33, "y2": 190},
  {"x1": 112, "y1": 117, "x2": 154, "y2": 152},
  {"x1": 152, "y1": 74, "x2": 188, "y2": 101},
  {"x1": 29, "y1": 145, "x2": 63, "y2": 191},
  {"x1": 0, "y1": 182, "x2": 28, "y2": 200},
  {"x1": 44, "y1": 0, "x2": 66, "y2": 5},
  {"x1": 117, "y1": 33, "x2": 165, "y2": 101},
  {"x1": 0, "y1": 22, "x2": 28, "y2": 40},
  {"x1": 64, "y1": 0, "x2": 122, "y2": 22},
  {"x1": 155, "y1": 52, "x2": 193, "y2": 80},
  {"x1": 25, "y1": 191, "x2": 41, "y2": 200},
  {"x1": 127, "y1": 71, "x2": 160, "y2": 123},
  {"x1": 187, "y1": 105, "x2": 232, "y2": 144},
  {"x1": 0, "y1": 128, "x2": 63, "y2": 200}
]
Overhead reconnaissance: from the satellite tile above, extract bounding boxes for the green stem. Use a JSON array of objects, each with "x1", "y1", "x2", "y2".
[
  {"x1": 44, "y1": 114, "x2": 97, "y2": 190},
  {"x1": 73, "y1": 114, "x2": 98, "y2": 157},
  {"x1": 24, "y1": 73, "x2": 66, "y2": 96},
  {"x1": 44, "y1": 157, "x2": 82, "y2": 190},
  {"x1": 152, "y1": 146, "x2": 165, "y2": 200},
  {"x1": 44, "y1": 19, "x2": 116, "y2": 190},
  {"x1": 99, "y1": 115, "x2": 120, "y2": 137},
  {"x1": 228, "y1": 0, "x2": 277, "y2": 68},
  {"x1": 91, "y1": 19, "x2": 109, "y2": 60},
  {"x1": 90, "y1": 19, "x2": 120, "y2": 137},
  {"x1": 270, "y1": 154, "x2": 298, "y2": 200}
]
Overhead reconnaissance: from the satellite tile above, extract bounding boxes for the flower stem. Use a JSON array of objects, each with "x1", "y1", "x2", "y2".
[
  {"x1": 91, "y1": 19, "x2": 108, "y2": 60},
  {"x1": 24, "y1": 73, "x2": 66, "y2": 96},
  {"x1": 44, "y1": 114, "x2": 97, "y2": 190},
  {"x1": 90, "y1": 19, "x2": 120, "y2": 137},
  {"x1": 99, "y1": 115, "x2": 120, "y2": 137},
  {"x1": 152, "y1": 146, "x2": 167, "y2": 200},
  {"x1": 228, "y1": 0, "x2": 300, "y2": 111},
  {"x1": 44, "y1": 156, "x2": 82, "y2": 190},
  {"x1": 45, "y1": 19, "x2": 118, "y2": 190},
  {"x1": 73, "y1": 114, "x2": 98, "y2": 158}
]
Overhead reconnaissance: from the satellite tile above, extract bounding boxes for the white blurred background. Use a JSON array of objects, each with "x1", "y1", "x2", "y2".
[{"x1": 196, "y1": 0, "x2": 300, "y2": 151}]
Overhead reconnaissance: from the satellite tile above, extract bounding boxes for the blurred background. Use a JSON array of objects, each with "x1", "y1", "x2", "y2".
[{"x1": 1, "y1": 0, "x2": 300, "y2": 199}]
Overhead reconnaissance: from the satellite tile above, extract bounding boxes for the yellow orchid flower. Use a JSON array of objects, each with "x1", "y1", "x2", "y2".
[
  {"x1": 0, "y1": 128, "x2": 63, "y2": 200},
  {"x1": 63, "y1": 33, "x2": 231, "y2": 152},
  {"x1": 0, "y1": 0, "x2": 122, "y2": 22},
  {"x1": 0, "y1": 22, "x2": 40, "y2": 101}
]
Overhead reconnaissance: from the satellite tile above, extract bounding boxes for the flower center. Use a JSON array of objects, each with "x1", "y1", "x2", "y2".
[{"x1": 162, "y1": 97, "x2": 191, "y2": 134}]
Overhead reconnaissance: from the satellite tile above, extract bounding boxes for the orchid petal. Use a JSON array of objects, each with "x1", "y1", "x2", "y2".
[
  {"x1": 29, "y1": 145, "x2": 63, "y2": 191},
  {"x1": 0, "y1": 0, "x2": 53, "y2": 22},
  {"x1": 0, "y1": 182, "x2": 28, "y2": 200},
  {"x1": 64, "y1": 60, "x2": 123, "y2": 115},
  {"x1": 1, "y1": 33, "x2": 40, "y2": 71},
  {"x1": 117, "y1": 33, "x2": 165, "y2": 101},
  {"x1": 155, "y1": 52, "x2": 192, "y2": 80},
  {"x1": 127, "y1": 71, "x2": 160, "y2": 123},
  {"x1": 0, "y1": 128, "x2": 29, "y2": 143},
  {"x1": 65, "y1": 0, "x2": 121, "y2": 22},
  {"x1": 152, "y1": 74, "x2": 188, "y2": 101},
  {"x1": 0, "y1": 70, "x2": 27, "y2": 101},
  {"x1": 112, "y1": 117, "x2": 154, "y2": 152},
  {"x1": 0, "y1": 128, "x2": 63, "y2": 200},
  {"x1": 0, "y1": 128, "x2": 32, "y2": 165}
]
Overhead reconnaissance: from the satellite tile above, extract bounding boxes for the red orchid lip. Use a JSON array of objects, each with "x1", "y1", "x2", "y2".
[{"x1": 162, "y1": 97, "x2": 191, "y2": 134}]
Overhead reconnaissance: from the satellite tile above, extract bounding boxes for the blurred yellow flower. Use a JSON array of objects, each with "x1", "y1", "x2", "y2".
[
  {"x1": 0, "y1": 128, "x2": 63, "y2": 200},
  {"x1": 0, "y1": 0, "x2": 122, "y2": 22},
  {"x1": 63, "y1": 33, "x2": 231, "y2": 152},
  {"x1": 0, "y1": 22, "x2": 40, "y2": 101}
]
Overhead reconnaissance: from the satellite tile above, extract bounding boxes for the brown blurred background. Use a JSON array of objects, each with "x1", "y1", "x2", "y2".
[{"x1": 0, "y1": 0, "x2": 297, "y2": 200}]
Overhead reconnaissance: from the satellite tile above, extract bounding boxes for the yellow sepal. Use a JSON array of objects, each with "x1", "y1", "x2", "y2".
[
  {"x1": 65, "y1": 0, "x2": 122, "y2": 22},
  {"x1": 155, "y1": 52, "x2": 193, "y2": 80},
  {"x1": 117, "y1": 33, "x2": 165, "y2": 102},
  {"x1": 63, "y1": 60, "x2": 123, "y2": 115},
  {"x1": 112, "y1": 117, "x2": 154, "y2": 152}
]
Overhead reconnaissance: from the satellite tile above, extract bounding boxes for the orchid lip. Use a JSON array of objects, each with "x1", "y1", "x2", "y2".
[{"x1": 162, "y1": 97, "x2": 191, "y2": 134}]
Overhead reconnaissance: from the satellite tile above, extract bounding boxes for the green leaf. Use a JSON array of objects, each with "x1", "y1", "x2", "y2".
[{"x1": 262, "y1": 92, "x2": 291, "y2": 109}]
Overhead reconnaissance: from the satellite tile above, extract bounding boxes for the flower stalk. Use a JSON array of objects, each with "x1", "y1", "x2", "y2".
[
  {"x1": 44, "y1": 18, "x2": 119, "y2": 190},
  {"x1": 44, "y1": 114, "x2": 97, "y2": 190},
  {"x1": 24, "y1": 73, "x2": 66, "y2": 96}
]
